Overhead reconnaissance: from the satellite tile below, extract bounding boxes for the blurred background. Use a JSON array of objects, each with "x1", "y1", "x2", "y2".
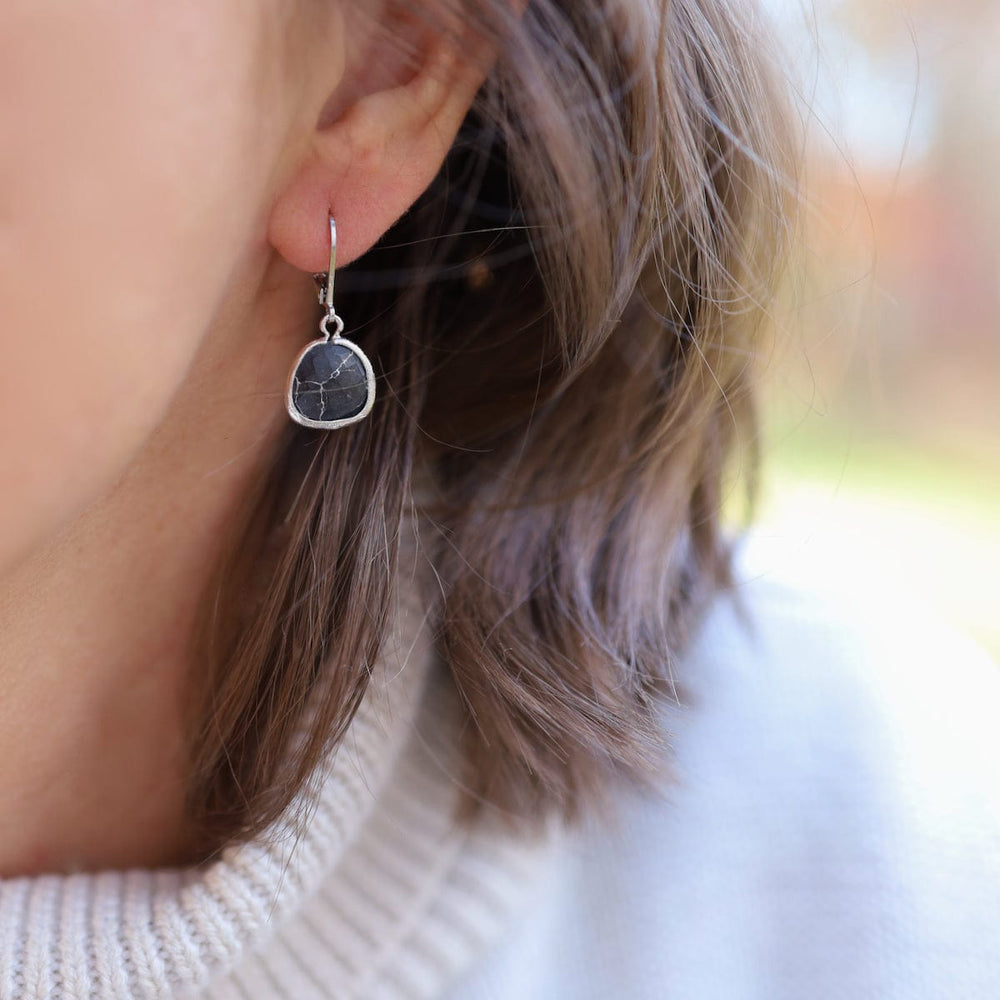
[{"x1": 753, "y1": 0, "x2": 999, "y2": 658}]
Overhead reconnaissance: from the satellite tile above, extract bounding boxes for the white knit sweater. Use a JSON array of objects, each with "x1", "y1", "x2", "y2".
[{"x1": 1, "y1": 527, "x2": 999, "y2": 999}]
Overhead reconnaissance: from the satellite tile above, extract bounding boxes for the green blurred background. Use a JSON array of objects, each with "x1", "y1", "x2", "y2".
[{"x1": 757, "y1": 0, "x2": 999, "y2": 657}]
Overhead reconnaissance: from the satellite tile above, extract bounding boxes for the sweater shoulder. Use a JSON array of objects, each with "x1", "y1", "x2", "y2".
[
  {"x1": 685, "y1": 531, "x2": 1000, "y2": 771},
  {"x1": 569, "y1": 532, "x2": 1000, "y2": 995},
  {"x1": 660, "y1": 529, "x2": 1000, "y2": 846},
  {"x1": 444, "y1": 532, "x2": 1000, "y2": 999}
]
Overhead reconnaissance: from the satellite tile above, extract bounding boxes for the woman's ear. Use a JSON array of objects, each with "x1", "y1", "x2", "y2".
[{"x1": 268, "y1": 6, "x2": 497, "y2": 273}]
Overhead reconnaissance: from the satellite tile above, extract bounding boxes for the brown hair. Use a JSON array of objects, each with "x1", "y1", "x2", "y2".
[{"x1": 188, "y1": 0, "x2": 797, "y2": 851}]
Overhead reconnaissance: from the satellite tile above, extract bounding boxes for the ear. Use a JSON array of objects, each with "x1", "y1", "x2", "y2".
[{"x1": 268, "y1": 6, "x2": 497, "y2": 273}]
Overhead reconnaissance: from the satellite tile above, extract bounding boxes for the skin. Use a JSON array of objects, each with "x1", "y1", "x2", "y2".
[{"x1": 0, "y1": 0, "x2": 491, "y2": 875}]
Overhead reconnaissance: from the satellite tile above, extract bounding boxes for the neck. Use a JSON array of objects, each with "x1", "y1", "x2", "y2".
[{"x1": 0, "y1": 252, "x2": 314, "y2": 876}]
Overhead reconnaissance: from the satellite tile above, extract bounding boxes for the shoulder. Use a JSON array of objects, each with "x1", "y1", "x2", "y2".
[
  {"x1": 447, "y1": 532, "x2": 1000, "y2": 999},
  {"x1": 585, "y1": 532, "x2": 1000, "y2": 996},
  {"x1": 688, "y1": 528, "x2": 1000, "y2": 738},
  {"x1": 687, "y1": 530, "x2": 1000, "y2": 804},
  {"x1": 672, "y1": 528, "x2": 1000, "y2": 887}
]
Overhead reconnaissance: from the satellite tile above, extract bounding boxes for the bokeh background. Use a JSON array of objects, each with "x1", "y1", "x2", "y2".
[{"x1": 753, "y1": 0, "x2": 999, "y2": 658}]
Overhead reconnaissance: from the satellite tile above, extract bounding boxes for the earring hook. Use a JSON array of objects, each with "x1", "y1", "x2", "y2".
[{"x1": 312, "y1": 216, "x2": 338, "y2": 313}]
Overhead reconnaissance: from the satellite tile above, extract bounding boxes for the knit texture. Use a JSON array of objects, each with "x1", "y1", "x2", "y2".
[
  {"x1": 0, "y1": 509, "x2": 553, "y2": 1000},
  {"x1": 3, "y1": 524, "x2": 1000, "y2": 999}
]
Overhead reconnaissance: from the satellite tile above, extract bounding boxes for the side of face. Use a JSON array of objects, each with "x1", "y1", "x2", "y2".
[
  {"x1": 0, "y1": 0, "x2": 494, "y2": 577},
  {"x1": 0, "y1": 0, "x2": 324, "y2": 572}
]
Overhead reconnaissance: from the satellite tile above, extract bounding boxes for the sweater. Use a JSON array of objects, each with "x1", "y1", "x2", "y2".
[{"x1": 1, "y1": 525, "x2": 998, "y2": 999}]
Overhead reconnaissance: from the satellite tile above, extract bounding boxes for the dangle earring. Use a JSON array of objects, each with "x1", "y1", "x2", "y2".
[{"x1": 286, "y1": 216, "x2": 376, "y2": 429}]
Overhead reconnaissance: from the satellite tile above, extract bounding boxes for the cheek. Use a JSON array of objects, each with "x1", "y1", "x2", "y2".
[{"x1": 0, "y1": 2, "x2": 286, "y2": 571}]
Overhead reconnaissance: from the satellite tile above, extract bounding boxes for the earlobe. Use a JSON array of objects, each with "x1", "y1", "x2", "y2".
[{"x1": 268, "y1": 28, "x2": 492, "y2": 276}]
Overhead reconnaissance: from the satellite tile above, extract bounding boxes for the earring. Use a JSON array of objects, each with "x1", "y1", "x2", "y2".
[{"x1": 286, "y1": 216, "x2": 376, "y2": 429}]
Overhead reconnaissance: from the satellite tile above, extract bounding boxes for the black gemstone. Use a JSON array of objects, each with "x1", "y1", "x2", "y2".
[{"x1": 291, "y1": 342, "x2": 371, "y2": 422}]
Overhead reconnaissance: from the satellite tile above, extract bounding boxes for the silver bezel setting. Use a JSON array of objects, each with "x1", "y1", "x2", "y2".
[{"x1": 286, "y1": 336, "x2": 376, "y2": 430}]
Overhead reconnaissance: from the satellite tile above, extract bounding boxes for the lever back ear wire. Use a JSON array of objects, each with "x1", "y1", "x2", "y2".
[
  {"x1": 286, "y1": 216, "x2": 376, "y2": 429},
  {"x1": 313, "y1": 217, "x2": 339, "y2": 320}
]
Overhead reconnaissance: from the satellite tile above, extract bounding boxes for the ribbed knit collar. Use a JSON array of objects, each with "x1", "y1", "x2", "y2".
[{"x1": 0, "y1": 507, "x2": 554, "y2": 1000}]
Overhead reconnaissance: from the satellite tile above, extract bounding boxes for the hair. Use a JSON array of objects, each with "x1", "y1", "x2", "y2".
[{"x1": 186, "y1": 0, "x2": 798, "y2": 852}]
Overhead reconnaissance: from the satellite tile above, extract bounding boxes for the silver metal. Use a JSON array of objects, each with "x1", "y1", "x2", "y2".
[
  {"x1": 312, "y1": 217, "x2": 338, "y2": 313},
  {"x1": 319, "y1": 312, "x2": 345, "y2": 341}
]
